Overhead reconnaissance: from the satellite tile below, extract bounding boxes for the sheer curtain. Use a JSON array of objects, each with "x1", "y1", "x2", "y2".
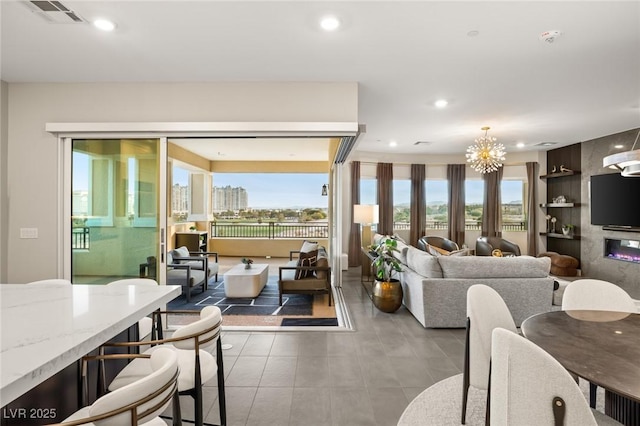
[
  {"x1": 482, "y1": 168, "x2": 504, "y2": 237},
  {"x1": 348, "y1": 161, "x2": 362, "y2": 267},
  {"x1": 526, "y1": 162, "x2": 539, "y2": 256},
  {"x1": 410, "y1": 164, "x2": 426, "y2": 246},
  {"x1": 447, "y1": 164, "x2": 466, "y2": 247},
  {"x1": 377, "y1": 163, "x2": 394, "y2": 235}
]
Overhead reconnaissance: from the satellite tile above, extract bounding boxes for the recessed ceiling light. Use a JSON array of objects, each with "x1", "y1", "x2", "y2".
[
  {"x1": 516, "y1": 142, "x2": 526, "y2": 148},
  {"x1": 467, "y1": 30, "x2": 479, "y2": 37},
  {"x1": 389, "y1": 141, "x2": 397, "y2": 147},
  {"x1": 93, "y1": 19, "x2": 115, "y2": 31},
  {"x1": 614, "y1": 144, "x2": 625, "y2": 149},
  {"x1": 320, "y1": 16, "x2": 340, "y2": 31},
  {"x1": 434, "y1": 99, "x2": 448, "y2": 108}
]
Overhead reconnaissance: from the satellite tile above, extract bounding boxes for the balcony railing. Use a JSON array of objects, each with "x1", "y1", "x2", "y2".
[
  {"x1": 394, "y1": 221, "x2": 526, "y2": 231},
  {"x1": 72, "y1": 227, "x2": 90, "y2": 250},
  {"x1": 211, "y1": 222, "x2": 329, "y2": 239}
]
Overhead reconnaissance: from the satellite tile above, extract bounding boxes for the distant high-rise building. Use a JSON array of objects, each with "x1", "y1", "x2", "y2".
[
  {"x1": 212, "y1": 185, "x2": 248, "y2": 212},
  {"x1": 172, "y1": 184, "x2": 189, "y2": 213}
]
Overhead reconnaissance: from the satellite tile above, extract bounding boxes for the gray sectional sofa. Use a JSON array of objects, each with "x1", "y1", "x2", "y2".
[{"x1": 374, "y1": 235, "x2": 555, "y2": 328}]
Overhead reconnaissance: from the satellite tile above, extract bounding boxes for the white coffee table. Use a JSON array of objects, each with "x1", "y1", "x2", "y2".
[{"x1": 223, "y1": 263, "x2": 269, "y2": 297}]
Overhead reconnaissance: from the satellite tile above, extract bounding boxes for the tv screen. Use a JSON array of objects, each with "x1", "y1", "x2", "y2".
[{"x1": 590, "y1": 173, "x2": 640, "y2": 227}]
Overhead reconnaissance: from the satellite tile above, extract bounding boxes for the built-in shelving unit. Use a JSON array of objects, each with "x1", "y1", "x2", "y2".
[
  {"x1": 540, "y1": 203, "x2": 575, "y2": 208},
  {"x1": 175, "y1": 231, "x2": 208, "y2": 252},
  {"x1": 541, "y1": 144, "x2": 582, "y2": 263},
  {"x1": 539, "y1": 232, "x2": 580, "y2": 240}
]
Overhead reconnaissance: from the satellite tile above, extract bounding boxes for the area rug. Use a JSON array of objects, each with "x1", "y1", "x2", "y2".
[
  {"x1": 168, "y1": 277, "x2": 313, "y2": 316},
  {"x1": 280, "y1": 318, "x2": 339, "y2": 326}
]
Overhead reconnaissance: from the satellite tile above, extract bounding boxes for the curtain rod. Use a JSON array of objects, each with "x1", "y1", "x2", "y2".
[{"x1": 354, "y1": 161, "x2": 531, "y2": 167}]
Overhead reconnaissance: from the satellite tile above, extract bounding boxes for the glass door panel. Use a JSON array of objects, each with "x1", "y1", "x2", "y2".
[{"x1": 71, "y1": 139, "x2": 160, "y2": 284}]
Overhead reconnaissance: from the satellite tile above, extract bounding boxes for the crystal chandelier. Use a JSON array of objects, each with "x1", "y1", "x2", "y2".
[{"x1": 465, "y1": 126, "x2": 506, "y2": 173}]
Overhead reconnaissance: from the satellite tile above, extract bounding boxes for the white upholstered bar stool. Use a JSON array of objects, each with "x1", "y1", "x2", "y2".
[
  {"x1": 490, "y1": 328, "x2": 622, "y2": 426},
  {"x1": 462, "y1": 284, "x2": 517, "y2": 424},
  {"x1": 50, "y1": 347, "x2": 179, "y2": 426},
  {"x1": 105, "y1": 305, "x2": 226, "y2": 426},
  {"x1": 562, "y1": 278, "x2": 637, "y2": 407},
  {"x1": 27, "y1": 279, "x2": 72, "y2": 285},
  {"x1": 108, "y1": 278, "x2": 159, "y2": 341}
]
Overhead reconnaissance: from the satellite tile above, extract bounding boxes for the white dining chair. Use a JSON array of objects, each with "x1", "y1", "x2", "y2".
[
  {"x1": 27, "y1": 279, "x2": 72, "y2": 285},
  {"x1": 104, "y1": 305, "x2": 226, "y2": 426},
  {"x1": 462, "y1": 284, "x2": 517, "y2": 424},
  {"x1": 51, "y1": 347, "x2": 179, "y2": 426},
  {"x1": 490, "y1": 328, "x2": 622, "y2": 426},
  {"x1": 562, "y1": 279, "x2": 637, "y2": 313},
  {"x1": 108, "y1": 278, "x2": 159, "y2": 341},
  {"x1": 562, "y1": 278, "x2": 637, "y2": 407}
]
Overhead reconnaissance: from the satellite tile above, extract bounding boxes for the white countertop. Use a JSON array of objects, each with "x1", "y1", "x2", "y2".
[{"x1": 0, "y1": 283, "x2": 181, "y2": 407}]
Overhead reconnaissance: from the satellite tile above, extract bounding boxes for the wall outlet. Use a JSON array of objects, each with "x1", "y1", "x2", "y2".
[{"x1": 20, "y1": 228, "x2": 38, "y2": 239}]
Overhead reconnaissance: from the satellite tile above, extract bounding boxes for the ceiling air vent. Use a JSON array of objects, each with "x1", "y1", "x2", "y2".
[
  {"x1": 534, "y1": 142, "x2": 558, "y2": 147},
  {"x1": 24, "y1": 1, "x2": 86, "y2": 23},
  {"x1": 413, "y1": 141, "x2": 432, "y2": 146}
]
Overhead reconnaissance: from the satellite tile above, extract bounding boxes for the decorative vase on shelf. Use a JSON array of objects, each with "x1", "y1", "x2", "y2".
[{"x1": 562, "y1": 225, "x2": 573, "y2": 237}]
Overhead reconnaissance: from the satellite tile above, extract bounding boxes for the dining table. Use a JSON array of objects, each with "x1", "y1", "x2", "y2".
[
  {"x1": 521, "y1": 309, "x2": 640, "y2": 426},
  {"x1": 0, "y1": 282, "x2": 180, "y2": 424}
]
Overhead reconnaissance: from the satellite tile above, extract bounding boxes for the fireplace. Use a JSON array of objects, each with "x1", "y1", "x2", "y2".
[{"x1": 604, "y1": 238, "x2": 640, "y2": 264}]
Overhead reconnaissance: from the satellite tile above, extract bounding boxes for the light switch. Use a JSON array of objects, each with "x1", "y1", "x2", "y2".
[{"x1": 20, "y1": 228, "x2": 38, "y2": 239}]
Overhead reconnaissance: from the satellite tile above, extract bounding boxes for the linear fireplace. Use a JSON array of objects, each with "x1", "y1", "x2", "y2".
[{"x1": 604, "y1": 238, "x2": 640, "y2": 264}]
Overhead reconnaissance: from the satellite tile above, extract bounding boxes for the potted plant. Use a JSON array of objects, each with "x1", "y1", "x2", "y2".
[
  {"x1": 369, "y1": 238, "x2": 403, "y2": 313},
  {"x1": 561, "y1": 224, "x2": 574, "y2": 236},
  {"x1": 242, "y1": 257, "x2": 254, "y2": 269}
]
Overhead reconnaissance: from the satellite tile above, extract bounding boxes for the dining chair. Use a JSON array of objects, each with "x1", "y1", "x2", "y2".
[
  {"x1": 562, "y1": 279, "x2": 637, "y2": 313},
  {"x1": 108, "y1": 278, "x2": 159, "y2": 341},
  {"x1": 490, "y1": 328, "x2": 622, "y2": 426},
  {"x1": 462, "y1": 284, "x2": 517, "y2": 424},
  {"x1": 27, "y1": 279, "x2": 72, "y2": 285},
  {"x1": 103, "y1": 305, "x2": 226, "y2": 426},
  {"x1": 50, "y1": 347, "x2": 179, "y2": 426},
  {"x1": 561, "y1": 278, "x2": 637, "y2": 407}
]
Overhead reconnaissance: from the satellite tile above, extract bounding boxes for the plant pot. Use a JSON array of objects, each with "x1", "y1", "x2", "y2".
[
  {"x1": 562, "y1": 228, "x2": 571, "y2": 236},
  {"x1": 372, "y1": 278, "x2": 403, "y2": 313},
  {"x1": 244, "y1": 264, "x2": 251, "y2": 269}
]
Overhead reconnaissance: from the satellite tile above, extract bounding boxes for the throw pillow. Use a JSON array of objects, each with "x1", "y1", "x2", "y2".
[
  {"x1": 295, "y1": 250, "x2": 318, "y2": 279},
  {"x1": 426, "y1": 244, "x2": 449, "y2": 256},
  {"x1": 300, "y1": 240, "x2": 319, "y2": 253}
]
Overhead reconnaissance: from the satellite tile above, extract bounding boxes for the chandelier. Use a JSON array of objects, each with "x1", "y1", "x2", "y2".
[{"x1": 465, "y1": 126, "x2": 506, "y2": 174}]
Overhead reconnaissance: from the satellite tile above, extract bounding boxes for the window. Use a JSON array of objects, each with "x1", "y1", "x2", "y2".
[
  {"x1": 393, "y1": 180, "x2": 411, "y2": 230},
  {"x1": 360, "y1": 178, "x2": 377, "y2": 205},
  {"x1": 425, "y1": 180, "x2": 448, "y2": 230},
  {"x1": 465, "y1": 180, "x2": 484, "y2": 230},
  {"x1": 501, "y1": 180, "x2": 526, "y2": 231},
  {"x1": 171, "y1": 165, "x2": 190, "y2": 222}
]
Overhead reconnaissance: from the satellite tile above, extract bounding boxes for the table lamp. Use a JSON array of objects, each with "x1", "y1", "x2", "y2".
[{"x1": 354, "y1": 204, "x2": 379, "y2": 248}]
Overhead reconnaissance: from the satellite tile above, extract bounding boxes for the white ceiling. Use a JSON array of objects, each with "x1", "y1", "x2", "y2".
[{"x1": 2, "y1": 1, "x2": 639, "y2": 161}]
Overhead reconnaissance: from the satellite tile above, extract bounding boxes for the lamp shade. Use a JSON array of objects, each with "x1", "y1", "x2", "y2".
[{"x1": 354, "y1": 204, "x2": 379, "y2": 225}]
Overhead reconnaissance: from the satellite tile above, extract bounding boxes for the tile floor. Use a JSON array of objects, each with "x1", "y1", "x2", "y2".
[{"x1": 166, "y1": 266, "x2": 466, "y2": 426}]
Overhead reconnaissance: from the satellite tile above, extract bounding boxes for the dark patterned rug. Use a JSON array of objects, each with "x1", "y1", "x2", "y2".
[{"x1": 167, "y1": 277, "x2": 314, "y2": 316}]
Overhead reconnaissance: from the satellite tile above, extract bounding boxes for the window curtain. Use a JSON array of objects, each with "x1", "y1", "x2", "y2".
[
  {"x1": 348, "y1": 161, "x2": 362, "y2": 267},
  {"x1": 447, "y1": 164, "x2": 466, "y2": 247},
  {"x1": 526, "y1": 162, "x2": 539, "y2": 256},
  {"x1": 376, "y1": 163, "x2": 394, "y2": 235},
  {"x1": 410, "y1": 164, "x2": 426, "y2": 246},
  {"x1": 482, "y1": 168, "x2": 504, "y2": 237}
]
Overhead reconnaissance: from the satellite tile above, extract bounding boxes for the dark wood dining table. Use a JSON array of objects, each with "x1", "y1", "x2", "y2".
[{"x1": 521, "y1": 310, "x2": 640, "y2": 426}]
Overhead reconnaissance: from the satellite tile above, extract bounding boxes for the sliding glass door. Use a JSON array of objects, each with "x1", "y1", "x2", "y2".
[{"x1": 71, "y1": 139, "x2": 161, "y2": 284}]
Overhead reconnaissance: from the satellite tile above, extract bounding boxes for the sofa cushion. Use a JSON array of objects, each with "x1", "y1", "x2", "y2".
[
  {"x1": 406, "y1": 246, "x2": 443, "y2": 278},
  {"x1": 393, "y1": 240, "x2": 410, "y2": 265},
  {"x1": 300, "y1": 240, "x2": 318, "y2": 253},
  {"x1": 296, "y1": 250, "x2": 318, "y2": 279},
  {"x1": 438, "y1": 256, "x2": 551, "y2": 279}
]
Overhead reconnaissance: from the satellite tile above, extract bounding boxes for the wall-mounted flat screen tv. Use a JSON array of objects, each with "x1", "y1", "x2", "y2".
[{"x1": 590, "y1": 173, "x2": 640, "y2": 228}]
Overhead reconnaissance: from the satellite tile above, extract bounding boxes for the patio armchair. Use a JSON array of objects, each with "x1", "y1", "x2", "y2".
[
  {"x1": 139, "y1": 253, "x2": 208, "y2": 302},
  {"x1": 278, "y1": 248, "x2": 332, "y2": 306}
]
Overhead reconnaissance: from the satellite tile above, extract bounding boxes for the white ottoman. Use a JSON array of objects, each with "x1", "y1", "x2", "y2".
[{"x1": 223, "y1": 263, "x2": 269, "y2": 297}]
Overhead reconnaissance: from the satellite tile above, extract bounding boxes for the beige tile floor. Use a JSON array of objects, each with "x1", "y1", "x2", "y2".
[{"x1": 164, "y1": 265, "x2": 466, "y2": 426}]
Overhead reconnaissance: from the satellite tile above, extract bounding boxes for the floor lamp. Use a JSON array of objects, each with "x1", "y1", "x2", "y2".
[{"x1": 354, "y1": 204, "x2": 379, "y2": 248}]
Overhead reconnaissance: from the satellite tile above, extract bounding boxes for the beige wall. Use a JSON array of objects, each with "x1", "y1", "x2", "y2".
[
  {"x1": 210, "y1": 238, "x2": 329, "y2": 259},
  {"x1": 4, "y1": 82, "x2": 357, "y2": 282},
  {"x1": 0, "y1": 81, "x2": 7, "y2": 282}
]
